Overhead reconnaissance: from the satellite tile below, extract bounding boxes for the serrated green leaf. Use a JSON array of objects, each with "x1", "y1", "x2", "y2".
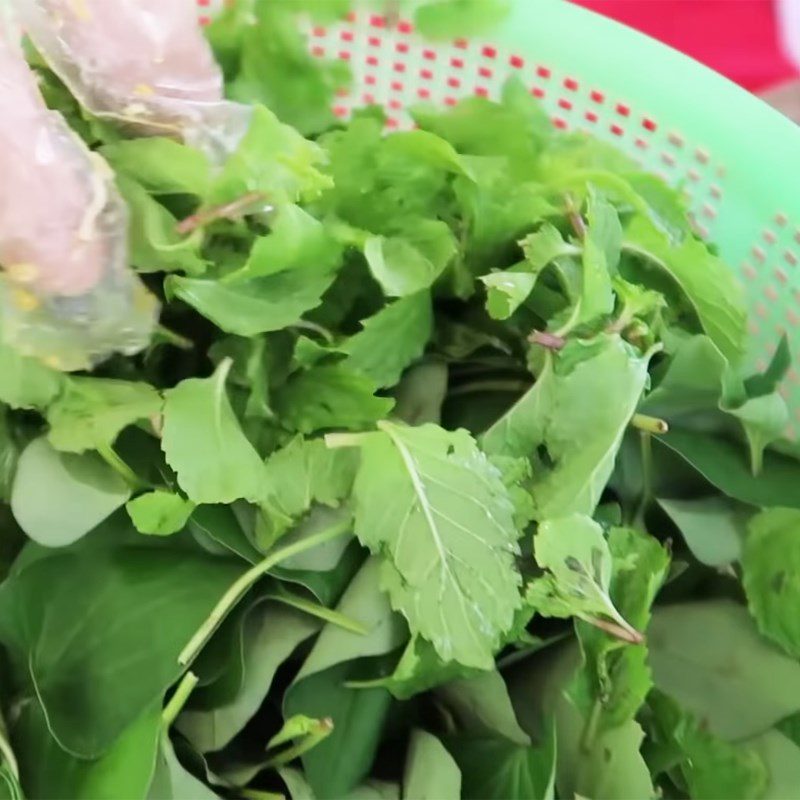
[
  {"x1": 161, "y1": 360, "x2": 264, "y2": 504},
  {"x1": 229, "y1": 6, "x2": 350, "y2": 136},
  {"x1": 742, "y1": 508, "x2": 800, "y2": 659},
  {"x1": 208, "y1": 105, "x2": 332, "y2": 206},
  {"x1": 228, "y1": 204, "x2": 342, "y2": 282},
  {"x1": 646, "y1": 691, "x2": 767, "y2": 800},
  {"x1": 520, "y1": 223, "x2": 580, "y2": 271},
  {"x1": 363, "y1": 221, "x2": 456, "y2": 298},
  {"x1": 347, "y1": 421, "x2": 522, "y2": 669},
  {"x1": 47, "y1": 377, "x2": 161, "y2": 454},
  {"x1": 343, "y1": 292, "x2": 433, "y2": 388},
  {"x1": 259, "y1": 435, "x2": 358, "y2": 543},
  {"x1": 274, "y1": 365, "x2": 394, "y2": 434},
  {"x1": 576, "y1": 189, "x2": 619, "y2": 326},
  {"x1": 573, "y1": 527, "x2": 669, "y2": 730},
  {"x1": 527, "y1": 515, "x2": 639, "y2": 641},
  {"x1": 167, "y1": 263, "x2": 339, "y2": 338},
  {"x1": 480, "y1": 271, "x2": 537, "y2": 320}
]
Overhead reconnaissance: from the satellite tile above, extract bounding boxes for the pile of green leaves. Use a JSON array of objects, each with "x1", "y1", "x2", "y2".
[{"x1": 1, "y1": 1, "x2": 800, "y2": 798}]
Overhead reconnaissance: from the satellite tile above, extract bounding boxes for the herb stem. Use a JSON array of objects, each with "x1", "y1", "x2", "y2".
[
  {"x1": 634, "y1": 430, "x2": 654, "y2": 528},
  {"x1": 178, "y1": 523, "x2": 351, "y2": 666},
  {"x1": 325, "y1": 432, "x2": 369, "y2": 449},
  {"x1": 176, "y1": 191, "x2": 271, "y2": 235},
  {"x1": 97, "y1": 443, "x2": 141, "y2": 489},
  {"x1": 240, "y1": 791, "x2": 285, "y2": 800},
  {"x1": 581, "y1": 697, "x2": 603, "y2": 753},
  {"x1": 269, "y1": 591, "x2": 367, "y2": 635},
  {"x1": 162, "y1": 670, "x2": 198, "y2": 728},
  {"x1": 564, "y1": 193, "x2": 586, "y2": 240},
  {"x1": 263, "y1": 718, "x2": 334, "y2": 769},
  {"x1": 583, "y1": 615, "x2": 644, "y2": 644},
  {"x1": 528, "y1": 330, "x2": 566, "y2": 351},
  {"x1": 0, "y1": 729, "x2": 18, "y2": 782},
  {"x1": 290, "y1": 320, "x2": 335, "y2": 344},
  {"x1": 631, "y1": 413, "x2": 669, "y2": 435}
]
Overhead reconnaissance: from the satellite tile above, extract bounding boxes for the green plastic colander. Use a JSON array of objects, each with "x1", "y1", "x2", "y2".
[{"x1": 201, "y1": 0, "x2": 800, "y2": 436}]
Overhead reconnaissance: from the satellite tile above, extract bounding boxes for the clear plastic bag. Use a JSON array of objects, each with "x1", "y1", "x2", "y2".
[
  {"x1": 0, "y1": 10, "x2": 157, "y2": 371},
  {"x1": 13, "y1": 0, "x2": 252, "y2": 160}
]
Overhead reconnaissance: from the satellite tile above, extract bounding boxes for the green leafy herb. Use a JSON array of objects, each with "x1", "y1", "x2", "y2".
[
  {"x1": 337, "y1": 421, "x2": 521, "y2": 668},
  {"x1": 126, "y1": 490, "x2": 195, "y2": 536},
  {"x1": 742, "y1": 508, "x2": 800, "y2": 658},
  {"x1": 2, "y1": 14, "x2": 796, "y2": 798},
  {"x1": 161, "y1": 359, "x2": 265, "y2": 504}
]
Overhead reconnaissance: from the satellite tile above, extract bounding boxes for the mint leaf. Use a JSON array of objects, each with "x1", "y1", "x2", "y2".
[
  {"x1": 259, "y1": 435, "x2": 358, "y2": 543},
  {"x1": 229, "y1": 4, "x2": 350, "y2": 136},
  {"x1": 46, "y1": 377, "x2": 161, "y2": 454},
  {"x1": 573, "y1": 527, "x2": 669, "y2": 730},
  {"x1": 527, "y1": 514, "x2": 640, "y2": 642},
  {"x1": 161, "y1": 360, "x2": 264, "y2": 504},
  {"x1": 363, "y1": 221, "x2": 456, "y2": 297},
  {"x1": 577, "y1": 189, "x2": 620, "y2": 327},
  {"x1": 742, "y1": 508, "x2": 800, "y2": 659},
  {"x1": 625, "y1": 216, "x2": 747, "y2": 363},
  {"x1": 343, "y1": 292, "x2": 433, "y2": 388},
  {"x1": 345, "y1": 421, "x2": 522, "y2": 669},
  {"x1": 274, "y1": 365, "x2": 394, "y2": 434},
  {"x1": 482, "y1": 335, "x2": 650, "y2": 519},
  {"x1": 646, "y1": 691, "x2": 767, "y2": 800},
  {"x1": 115, "y1": 175, "x2": 206, "y2": 276},
  {"x1": 126, "y1": 490, "x2": 195, "y2": 537},
  {"x1": 480, "y1": 271, "x2": 537, "y2": 320},
  {"x1": 520, "y1": 223, "x2": 580, "y2": 270},
  {"x1": 209, "y1": 105, "x2": 332, "y2": 206},
  {"x1": 229, "y1": 205, "x2": 342, "y2": 282},
  {"x1": 167, "y1": 264, "x2": 339, "y2": 337}
]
